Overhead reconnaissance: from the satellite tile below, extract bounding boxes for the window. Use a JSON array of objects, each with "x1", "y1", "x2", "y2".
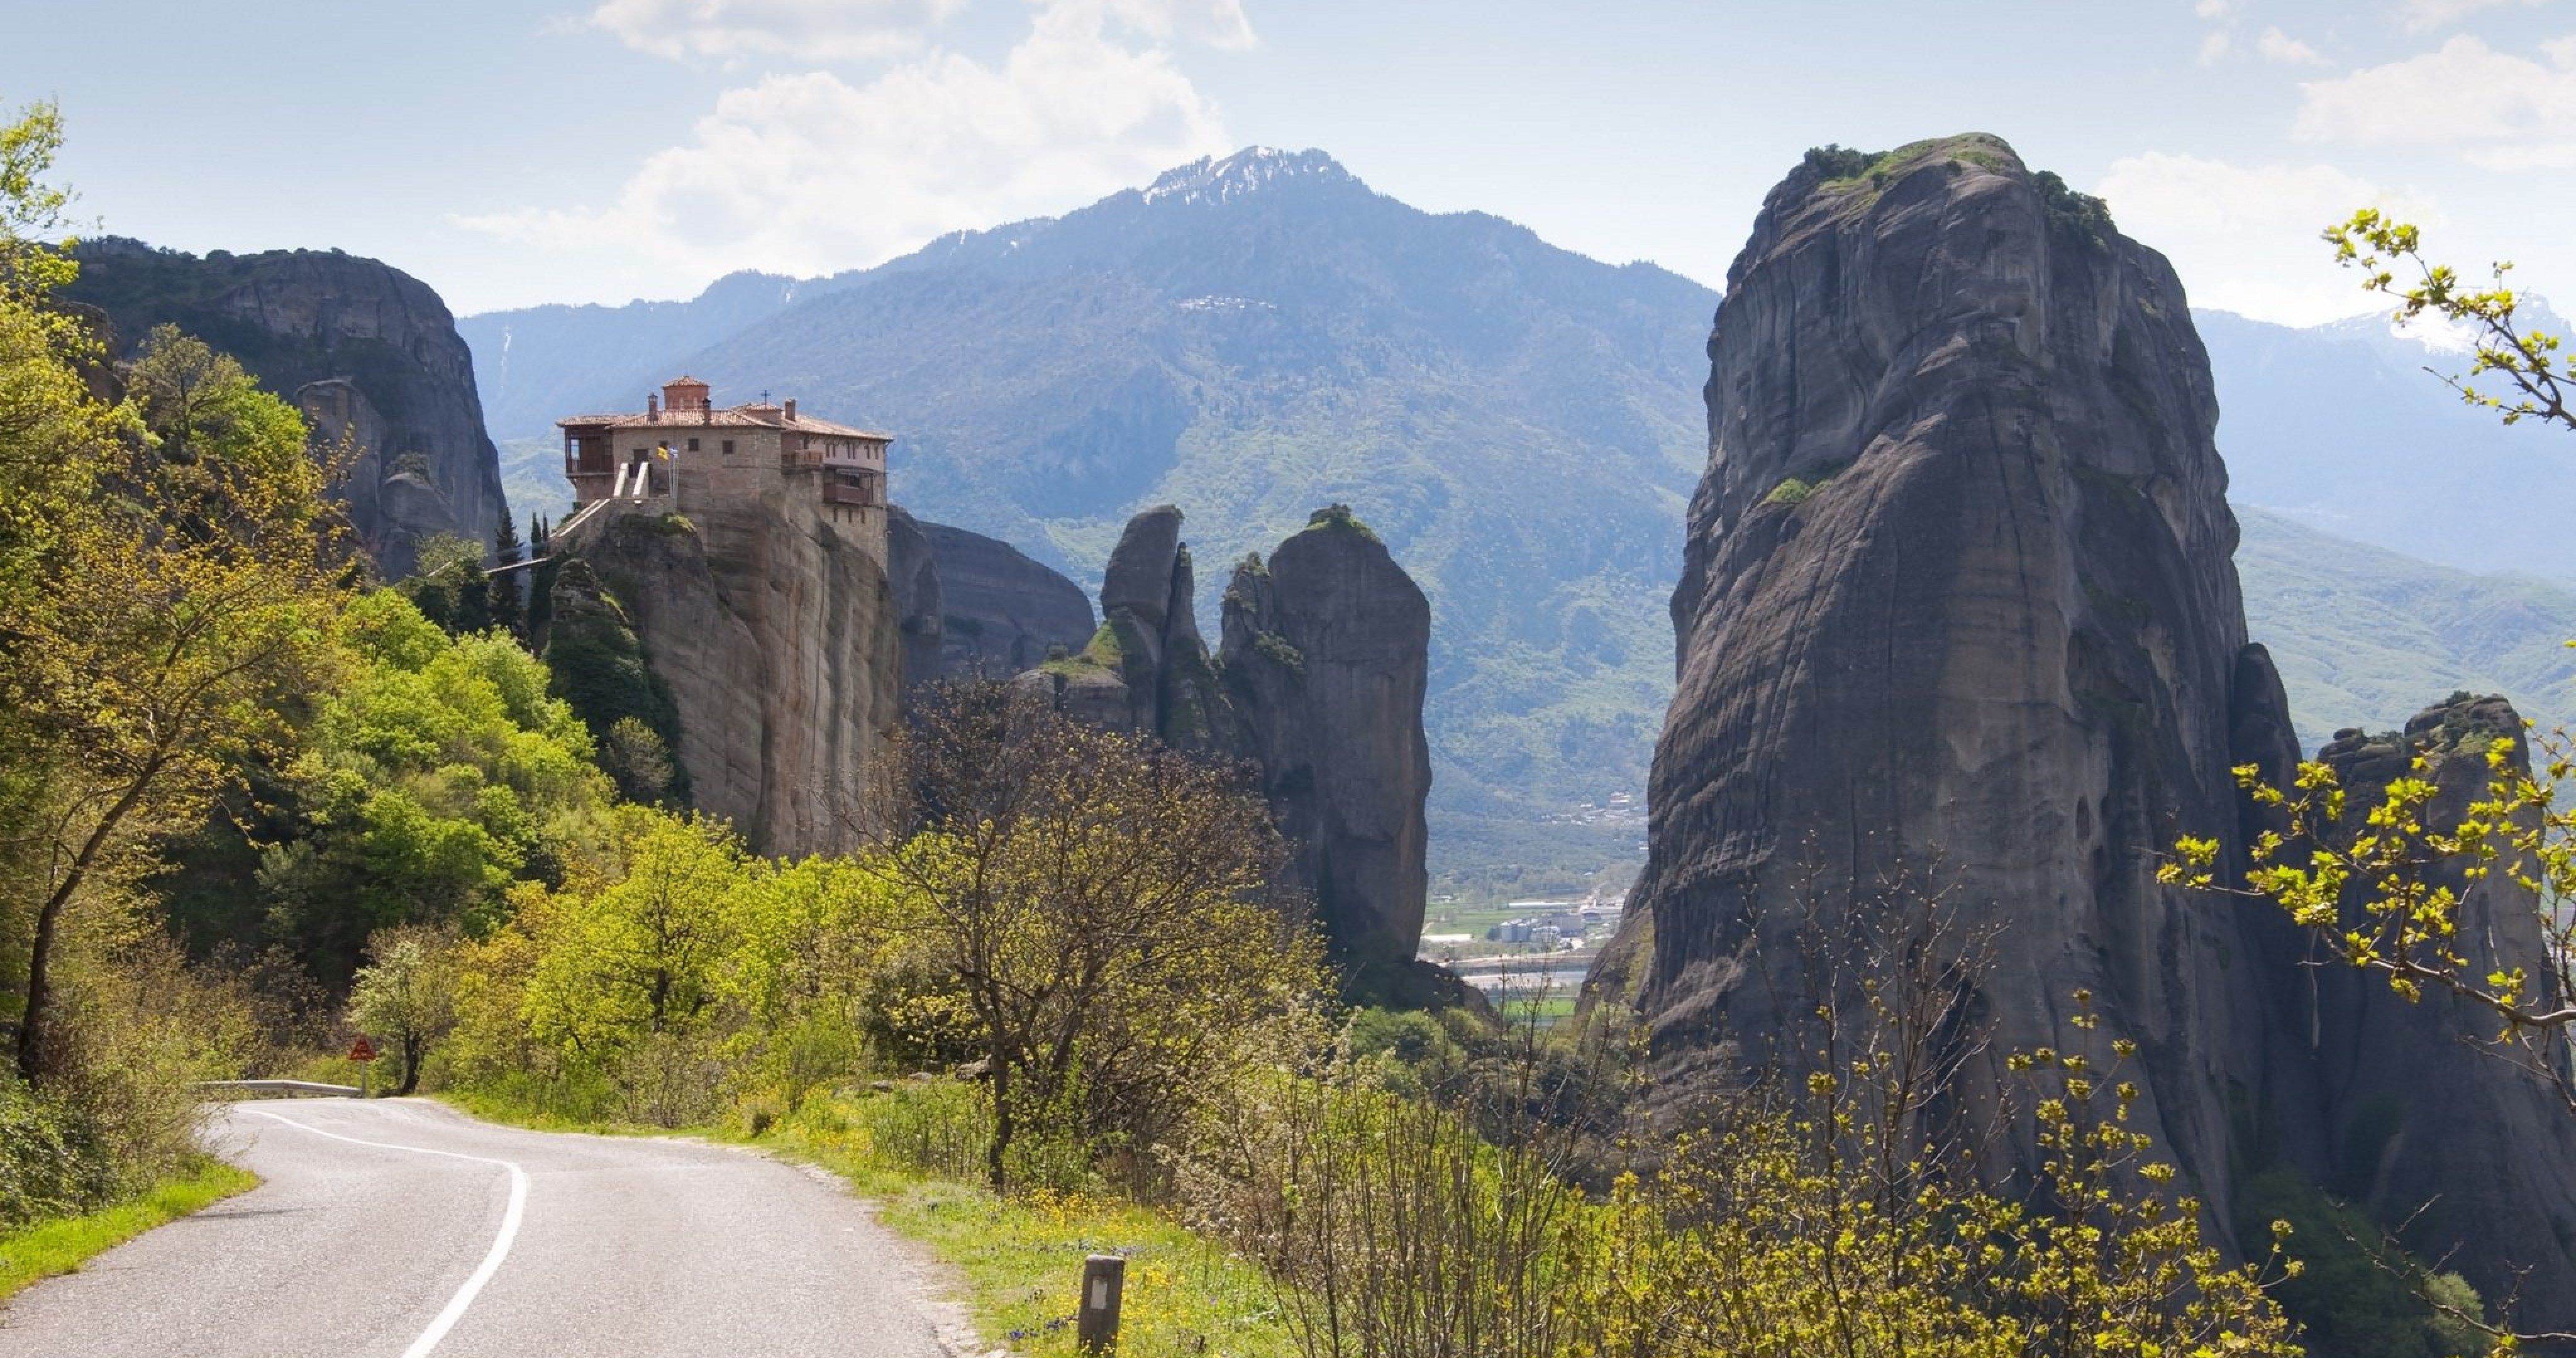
[
  {"x1": 722, "y1": 439, "x2": 736, "y2": 456},
  {"x1": 686, "y1": 437, "x2": 700, "y2": 452}
]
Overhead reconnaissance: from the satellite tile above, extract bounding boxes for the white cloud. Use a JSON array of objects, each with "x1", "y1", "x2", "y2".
[
  {"x1": 2194, "y1": 0, "x2": 2236, "y2": 18},
  {"x1": 2400, "y1": 0, "x2": 2551, "y2": 33},
  {"x1": 2094, "y1": 153, "x2": 2443, "y2": 324},
  {"x1": 2255, "y1": 26, "x2": 2328, "y2": 65},
  {"x1": 461, "y1": 1, "x2": 1238, "y2": 284},
  {"x1": 2294, "y1": 33, "x2": 2576, "y2": 165},
  {"x1": 2098, "y1": 153, "x2": 2441, "y2": 239},
  {"x1": 1079, "y1": 0, "x2": 1256, "y2": 48},
  {"x1": 586, "y1": 0, "x2": 967, "y2": 62},
  {"x1": 2199, "y1": 30, "x2": 2233, "y2": 65}
]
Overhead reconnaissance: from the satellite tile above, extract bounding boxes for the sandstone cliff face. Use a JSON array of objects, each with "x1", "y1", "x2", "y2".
[
  {"x1": 1222, "y1": 513, "x2": 1433, "y2": 968},
  {"x1": 563, "y1": 495, "x2": 902, "y2": 858},
  {"x1": 886, "y1": 507, "x2": 948, "y2": 694},
  {"x1": 1018, "y1": 505, "x2": 1232, "y2": 751},
  {"x1": 2299, "y1": 698, "x2": 2576, "y2": 1310},
  {"x1": 887, "y1": 505, "x2": 1097, "y2": 688},
  {"x1": 1018, "y1": 505, "x2": 1432, "y2": 972},
  {"x1": 67, "y1": 238, "x2": 509, "y2": 578},
  {"x1": 1589, "y1": 133, "x2": 2576, "y2": 1287}
]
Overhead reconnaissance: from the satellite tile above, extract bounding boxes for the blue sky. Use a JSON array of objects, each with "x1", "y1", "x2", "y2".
[{"x1": 9, "y1": 1, "x2": 2573, "y2": 322}]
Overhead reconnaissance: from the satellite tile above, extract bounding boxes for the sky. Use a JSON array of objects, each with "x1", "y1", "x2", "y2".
[{"x1": 8, "y1": 0, "x2": 2574, "y2": 324}]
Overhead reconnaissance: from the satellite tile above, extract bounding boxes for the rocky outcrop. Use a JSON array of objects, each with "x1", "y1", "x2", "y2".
[
  {"x1": 887, "y1": 505, "x2": 1096, "y2": 688},
  {"x1": 1018, "y1": 505, "x2": 1230, "y2": 751},
  {"x1": 1592, "y1": 133, "x2": 2576, "y2": 1315},
  {"x1": 1221, "y1": 510, "x2": 1433, "y2": 968},
  {"x1": 2299, "y1": 698, "x2": 2576, "y2": 1311},
  {"x1": 65, "y1": 237, "x2": 509, "y2": 578},
  {"x1": 887, "y1": 507, "x2": 948, "y2": 693},
  {"x1": 558, "y1": 495, "x2": 902, "y2": 857},
  {"x1": 1018, "y1": 505, "x2": 1433, "y2": 975}
]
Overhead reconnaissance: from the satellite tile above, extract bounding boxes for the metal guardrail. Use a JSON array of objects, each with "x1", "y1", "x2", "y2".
[{"x1": 196, "y1": 1079, "x2": 362, "y2": 1098}]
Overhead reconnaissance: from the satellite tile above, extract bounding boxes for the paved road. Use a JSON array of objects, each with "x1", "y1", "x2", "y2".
[{"x1": 0, "y1": 1099, "x2": 957, "y2": 1357}]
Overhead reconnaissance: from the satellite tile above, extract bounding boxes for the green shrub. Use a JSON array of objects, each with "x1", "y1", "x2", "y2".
[
  {"x1": 859, "y1": 1081, "x2": 995, "y2": 1182},
  {"x1": 0, "y1": 1084, "x2": 117, "y2": 1230},
  {"x1": 2233, "y1": 1168, "x2": 2487, "y2": 1358},
  {"x1": 1763, "y1": 463, "x2": 1848, "y2": 507},
  {"x1": 1302, "y1": 503, "x2": 1379, "y2": 541},
  {"x1": 2036, "y1": 169, "x2": 2116, "y2": 250},
  {"x1": 732, "y1": 1090, "x2": 787, "y2": 1139},
  {"x1": 1763, "y1": 477, "x2": 1818, "y2": 505},
  {"x1": 1249, "y1": 629, "x2": 1306, "y2": 671},
  {"x1": 1803, "y1": 144, "x2": 1880, "y2": 182}
]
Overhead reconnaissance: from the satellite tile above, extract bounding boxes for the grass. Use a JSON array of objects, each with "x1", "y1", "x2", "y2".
[
  {"x1": 1498, "y1": 995, "x2": 1579, "y2": 1027},
  {"x1": 1763, "y1": 461, "x2": 1848, "y2": 507},
  {"x1": 768, "y1": 1098, "x2": 1294, "y2": 1357},
  {"x1": 0, "y1": 1157, "x2": 260, "y2": 1303},
  {"x1": 1763, "y1": 477, "x2": 1821, "y2": 506},
  {"x1": 1039, "y1": 621, "x2": 1125, "y2": 678}
]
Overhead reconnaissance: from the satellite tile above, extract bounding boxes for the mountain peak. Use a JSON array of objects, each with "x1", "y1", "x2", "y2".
[
  {"x1": 1142, "y1": 146, "x2": 1355, "y2": 206},
  {"x1": 2312, "y1": 293, "x2": 2569, "y2": 361}
]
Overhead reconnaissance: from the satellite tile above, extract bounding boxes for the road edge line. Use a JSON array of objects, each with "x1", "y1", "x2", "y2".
[{"x1": 242, "y1": 1107, "x2": 529, "y2": 1358}]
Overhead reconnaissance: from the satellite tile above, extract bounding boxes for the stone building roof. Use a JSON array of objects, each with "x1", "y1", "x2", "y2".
[{"x1": 560, "y1": 405, "x2": 890, "y2": 440}]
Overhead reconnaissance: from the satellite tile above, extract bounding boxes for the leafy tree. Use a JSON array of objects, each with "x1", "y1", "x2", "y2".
[
  {"x1": 1562, "y1": 1032, "x2": 2300, "y2": 1358},
  {"x1": 487, "y1": 514, "x2": 525, "y2": 639},
  {"x1": 397, "y1": 533, "x2": 494, "y2": 638},
  {"x1": 3, "y1": 312, "x2": 349, "y2": 1079},
  {"x1": 597, "y1": 715, "x2": 682, "y2": 807},
  {"x1": 875, "y1": 681, "x2": 1323, "y2": 1190},
  {"x1": 521, "y1": 808, "x2": 746, "y2": 1064},
  {"x1": 2181, "y1": 217, "x2": 2576, "y2": 1085},
  {"x1": 241, "y1": 590, "x2": 611, "y2": 986},
  {"x1": 2235, "y1": 1169, "x2": 2486, "y2": 1358},
  {"x1": 0, "y1": 97, "x2": 75, "y2": 302},
  {"x1": 346, "y1": 927, "x2": 457, "y2": 1096},
  {"x1": 717, "y1": 856, "x2": 901, "y2": 1103}
]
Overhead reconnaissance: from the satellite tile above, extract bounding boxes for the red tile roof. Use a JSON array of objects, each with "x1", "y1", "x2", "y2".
[{"x1": 559, "y1": 404, "x2": 890, "y2": 439}]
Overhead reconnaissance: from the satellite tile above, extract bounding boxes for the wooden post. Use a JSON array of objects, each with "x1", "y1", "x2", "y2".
[{"x1": 1076, "y1": 1254, "x2": 1124, "y2": 1352}]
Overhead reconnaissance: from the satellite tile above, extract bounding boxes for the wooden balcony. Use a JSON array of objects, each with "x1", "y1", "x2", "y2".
[{"x1": 821, "y1": 480, "x2": 879, "y2": 507}]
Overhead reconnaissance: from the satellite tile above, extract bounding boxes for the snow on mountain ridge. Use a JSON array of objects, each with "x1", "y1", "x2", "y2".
[
  {"x1": 1143, "y1": 146, "x2": 1355, "y2": 206},
  {"x1": 2309, "y1": 294, "x2": 2567, "y2": 358}
]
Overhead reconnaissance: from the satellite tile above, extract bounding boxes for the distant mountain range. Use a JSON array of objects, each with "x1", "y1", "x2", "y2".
[
  {"x1": 456, "y1": 148, "x2": 2576, "y2": 890},
  {"x1": 2207, "y1": 306, "x2": 2576, "y2": 744},
  {"x1": 462, "y1": 147, "x2": 1716, "y2": 894},
  {"x1": 2199, "y1": 304, "x2": 2576, "y2": 578},
  {"x1": 2238, "y1": 507, "x2": 2576, "y2": 748}
]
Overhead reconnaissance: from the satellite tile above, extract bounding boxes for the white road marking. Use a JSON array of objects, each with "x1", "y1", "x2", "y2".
[{"x1": 243, "y1": 1106, "x2": 529, "y2": 1358}]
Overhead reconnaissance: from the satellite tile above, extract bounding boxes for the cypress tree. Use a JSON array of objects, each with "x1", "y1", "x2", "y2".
[{"x1": 489, "y1": 514, "x2": 525, "y2": 638}]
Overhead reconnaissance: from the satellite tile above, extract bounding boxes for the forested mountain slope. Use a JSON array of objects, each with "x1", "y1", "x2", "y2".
[
  {"x1": 2237, "y1": 507, "x2": 2576, "y2": 751},
  {"x1": 467, "y1": 148, "x2": 1719, "y2": 886}
]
